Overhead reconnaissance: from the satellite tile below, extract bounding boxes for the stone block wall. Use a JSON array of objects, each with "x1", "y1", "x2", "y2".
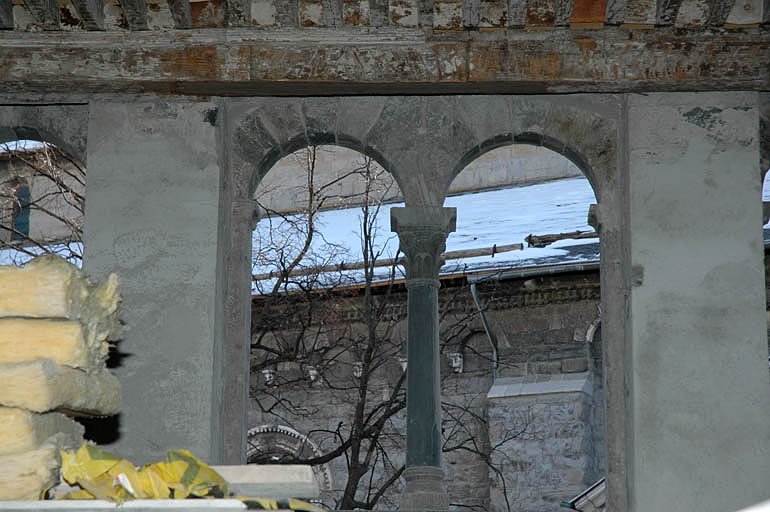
[{"x1": 487, "y1": 376, "x2": 596, "y2": 512}]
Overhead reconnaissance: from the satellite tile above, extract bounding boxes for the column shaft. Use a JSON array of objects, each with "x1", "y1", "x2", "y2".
[
  {"x1": 405, "y1": 281, "x2": 442, "y2": 467},
  {"x1": 391, "y1": 206, "x2": 456, "y2": 512}
]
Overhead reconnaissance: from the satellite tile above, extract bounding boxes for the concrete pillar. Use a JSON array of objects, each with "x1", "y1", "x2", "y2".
[
  {"x1": 391, "y1": 206, "x2": 456, "y2": 512},
  {"x1": 625, "y1": 92, "x2": 770, "y2": 511},
  {"x1": 84, "y1": 99, "x2": 229, "y2": 464},
  {"x1": 222, "y1": 197, "x2": 260, "y2": 463}
]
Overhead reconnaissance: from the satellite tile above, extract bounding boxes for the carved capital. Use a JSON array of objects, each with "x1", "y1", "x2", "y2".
[
  {"x1": 391, "y1": 207, "x2": 456, "y2": 286},
  {"x1": 232, "y1": 199, "x2": 261, "y2": 231}
]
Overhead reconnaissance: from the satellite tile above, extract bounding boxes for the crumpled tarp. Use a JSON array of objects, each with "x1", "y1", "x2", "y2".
[{"x1": 58, "y1": 443, "x2": 324, "y2": 511}]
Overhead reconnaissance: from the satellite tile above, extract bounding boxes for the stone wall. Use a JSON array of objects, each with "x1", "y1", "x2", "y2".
[{"x1": 249, "y1": 266, "x2": 605, "y2": 510}]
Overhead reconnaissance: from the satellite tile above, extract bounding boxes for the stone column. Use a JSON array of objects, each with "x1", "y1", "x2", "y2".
[{"x1": 391, "y1": 206, "x2": 456, "y2": 512}]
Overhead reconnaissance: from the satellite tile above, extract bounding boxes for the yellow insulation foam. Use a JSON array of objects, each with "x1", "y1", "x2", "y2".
[
  {"x1": 0, "y1": 359, "x2": 121, "y2": 416},
  {"x1": 0, "y1": 318, "x2": 108, "y2": 370},
  {"x1": 0, "y1": 407, "x2": 84, "y2": 456},
  {"x1": 0, "y1": 433, "x2": 80, "y2": 500},
  {"x1": 0, "y1": 255, "x2": 122, "y2": 342}
]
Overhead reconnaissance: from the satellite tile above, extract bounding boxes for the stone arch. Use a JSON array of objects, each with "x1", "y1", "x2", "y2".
[
  {"x1": 230, "y1": 98, "x2": 402, "y2": 200},
  {"x1": 0, "y1": 105, "x2": 88, "y2": 165},
  {"x1": 0, "y1": 128, "x2": 86, "y2": 167},
  {"x1": 246, "y1": 424, "x2": 334, "y2": 495},
  {"x1": 444, "y1": 97, "x2": 617, "y2": 205},
  {"x1": 586, "y1": 316, "x2": 602, "y2": 345}
]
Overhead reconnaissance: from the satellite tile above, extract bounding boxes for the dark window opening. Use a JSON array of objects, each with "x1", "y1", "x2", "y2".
[{"x1": 11, "y1": 185, "x2": 30, "y2": 241}]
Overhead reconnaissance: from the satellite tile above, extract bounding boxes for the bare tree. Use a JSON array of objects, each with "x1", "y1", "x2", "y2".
[
  {"x1": 249, "y1": 146, "x2": 533, "y2": 511},
  {"x1": 0, "y1": 141, "x2": 85, "y2": 264}
]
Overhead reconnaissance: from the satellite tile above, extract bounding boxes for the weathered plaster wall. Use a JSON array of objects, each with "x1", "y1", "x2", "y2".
[
  {"x1": 83, "y1": 99, "x2": 228, "y2": 465},
  {"x1": 626, "y1": 92, "x2": 770, "y2": 511}
]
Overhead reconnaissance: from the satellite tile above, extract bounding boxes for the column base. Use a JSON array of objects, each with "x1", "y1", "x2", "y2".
[{"x1": 399, "y1": 466, "x2": 449, "y2": 511}]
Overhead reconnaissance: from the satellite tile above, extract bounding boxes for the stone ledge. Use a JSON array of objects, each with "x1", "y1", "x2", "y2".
[
  {"x1": 0, "y1": 500, "x2": 249, "y2": 511},
  {"x1": 487, "y1": 372, "x2": 592, "y2": 399}
]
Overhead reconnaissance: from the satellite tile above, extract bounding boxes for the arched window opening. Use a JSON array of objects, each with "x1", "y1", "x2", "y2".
[
  {"x1": 252, "y1": 144, "x2": 401, "y2": 293},
  {"x1": 0, "y1": 139, "x2": 85, "y2": 266},
  {"x1": 440, "y1": 142, "x2": 603, "y2": 511},
  {"x1": 246, "y1": 425, "x2": 334, "y2": 508},
  {"x1": 250, "y1": 144, "x2": 407, "y2": 511}
]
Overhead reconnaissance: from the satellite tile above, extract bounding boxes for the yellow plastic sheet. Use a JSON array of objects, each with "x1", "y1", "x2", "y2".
[
  {"x1": 58, "y1": 443, "x2": 326, "y2": 511},
  {"x1": 60, "y1": 444, "x2": 227, "y2": 502}
]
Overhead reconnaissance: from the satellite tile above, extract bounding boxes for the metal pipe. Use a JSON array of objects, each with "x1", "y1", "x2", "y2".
[{"x1": 469, "y1": 282, "x2": 498, "y2": 380}]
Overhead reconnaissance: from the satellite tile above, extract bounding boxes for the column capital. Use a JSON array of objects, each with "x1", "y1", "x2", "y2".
[{"x1": 390, "y1": 207, "x2": 457, "y2": 287}]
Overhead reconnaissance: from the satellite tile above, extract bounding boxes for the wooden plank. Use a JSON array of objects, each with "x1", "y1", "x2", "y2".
[
  {"x1": 118, "y1": 0, "x2": 148, "y2": 29},
  {"x1": 0, "y1": 0, "x2": 13, "y2": 28},
  {"x1": 71, "y1": 0, "x2": 105, "y2": 28},
  {"x1": 252, "y1": 242, "x2": 524, "y2": 281},
  {"x1": 525, "y1": 230, "x2": 597, "y2": 247},
  {"x1": 22, "y1": 0, "x2": 59, "y2": 29}
]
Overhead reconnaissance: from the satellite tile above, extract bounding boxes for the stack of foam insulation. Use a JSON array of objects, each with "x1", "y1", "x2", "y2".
[{"x1": 0, "y1": 256, "x2": 122, "y2": 500}]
